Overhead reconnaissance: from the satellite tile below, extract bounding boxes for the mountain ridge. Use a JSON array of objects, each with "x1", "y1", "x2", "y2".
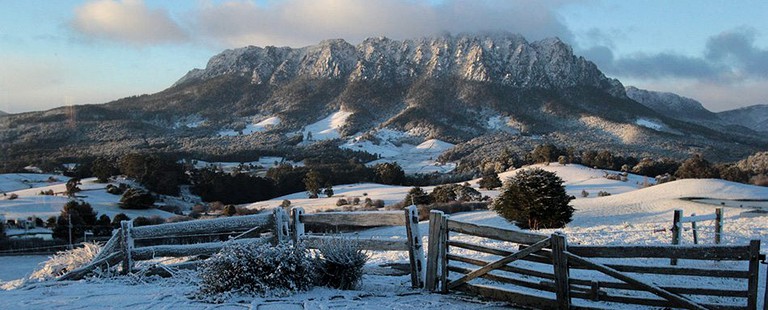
[{"x1": 1, "y1": 33, "x2": 765, "y2": 172}]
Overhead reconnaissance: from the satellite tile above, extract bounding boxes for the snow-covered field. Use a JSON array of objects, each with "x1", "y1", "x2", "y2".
[
  {"x1": 0, "y1": 177, "x2": 184, "y2": 222},
  {"x1": 1, "y1": 164, "x2": 766, "y2": 309}
]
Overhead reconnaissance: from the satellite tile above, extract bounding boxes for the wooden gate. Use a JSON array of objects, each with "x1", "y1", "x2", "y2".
[{"x1": 425, "y1": 210, "x2": 763, "y2": 310}]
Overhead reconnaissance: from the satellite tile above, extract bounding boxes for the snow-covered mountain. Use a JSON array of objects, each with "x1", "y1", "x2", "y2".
[
  {"x1": 1, "y1": 33, "x2": 766, "y2": 170},
  {"x1": 625, "y1": 86, "x2": 719, "y2": 122},
  {"x1": 718, "y1": 104, "x2": 768, "y2": 133},
  {"x1": 625, "y1": 86, "x2": 768, "y2": 135},
  {"x1": 176, "y1": 34, "x2": 623, "y2": 95}
]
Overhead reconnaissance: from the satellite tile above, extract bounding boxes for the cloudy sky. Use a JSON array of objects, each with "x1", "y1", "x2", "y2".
[{"x1": 1, "y1": 0, "x2": 767, "y2": 113}]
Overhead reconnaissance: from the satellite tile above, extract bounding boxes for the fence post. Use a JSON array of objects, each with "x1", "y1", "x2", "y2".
[
  {"x1": 551, "y1": 232, "x2": 571, "y2": 309},
  {"x1": 715, "y1": 208, "x2": 723, "y2": 244},
  {"x1": 746, "y1": 240, "x2": 760, "y2": 310},
  {"x1": 273, "y1": 207, "x2": 290, "y2": 245},
  {"x1": 690, "y1": 213, "x2": 698, "y2": 245},
  {"x1": 763, "y1": 258, "x2": 767, "y2": 310},
  {"x1": 671, "y1": 209, "x2": 682, "y2": 265},
  {"x1": 425, "y1": 210, "x2": 445, "y2": 292},
  {"x1": 290, "y1": 207, "x2": 305, "y2": 244},
  {"x1": 405, "y1": 205, "x2": 425, "y2": 288},
  {"x1": 439, "y1": 213, "x2": 449, "y2": 293},
  {"x1": 120, "y1": 220, "x2": 134, "y2": 275}
]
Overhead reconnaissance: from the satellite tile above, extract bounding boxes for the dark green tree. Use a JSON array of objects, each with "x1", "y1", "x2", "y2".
[
  {"x1": 492, "y1": 168, "x2": 574, "y2": 230},
  {"x1": 52, "y1": 200, "x2": 98, "y2": 240},
  {"x1": 478, "y1": 170, "x2": 502, "y2": 189},
  {"x1": 303, "y1": 169, "x2": 322, "y2": 198},
  {"x1": 373, "y1": 162, "x2": 405, "y2": 185},
  {"x1": 675, "y1": 154, "x2": 717, "y2": 179},
  {"x1": 111, "y1": 213, "x2": 130, "y2": 228},
  {"x1": 91, "y1": 157, "x2": 118, "y2": 183},
  {"x1": 65, "y1": 178, "x2": 81, "y2": 197},
  {"x1": 716, "y1": 164, "x2": 749, "y2": 183},
  {"x1": 118, "y1": 153, "x2": 183, "y2": 196},
  {"x1": 323, "y1": 182, "x2": 334, "y2": 198},
  {"x1": 531, "y1": 144, "x2": 562, "y2": 164},
  {"x1": 403, "y1": 187, "x2": 432, "y2": 206},
  {"x1": 93, "y1": 214, "x2": 113, "y2": 237},
  {"x1": 430, "y1": 185, "x2": 458, "y2": 203},
  {"x1": 120, "y1": 188, "x2": 155, "y2": 209}
]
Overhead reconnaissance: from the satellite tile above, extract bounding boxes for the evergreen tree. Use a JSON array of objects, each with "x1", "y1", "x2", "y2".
[
  {"x1": 430, "y1": 185, "x2": 458, "y2": 203},
  {"x1": 91, "y1": 157, "x2": 117, "y2": 183},
  {"x1": 111, "y1": 213, "x2": 130, "y2": 228},
  {"x1": 675, "y1": 154, "x2": 717, "y2": 179},
  {"x1": 52, "y1": 200, "x2": 98, "y2": 240},
  {"x1": 478, "y1": 170, "x2": 502, "y2": 189},
  {"x1": 403, "y1": 187, "x2": 432, "y2": 206},
  {"x1": 303, "y1": 169, "x2": 322, "y2": 198},
  {"x1": 492, "y1": 168, "x2": 574, "y2": 230},
  {"x1": 373, "y1": 162, "x2": 405, "y2": 185},
  {"x1": 120, "y1": 188, "x2": 155, "y2": 209},
  {"x1": 323, "y1": 182, "x2": 334, "y2": 198},
  {"x1": 65, "y1": 178, "x2": 81, "y2": 197},
  {"x1": 93, "y1": 214, "x2": 113, "y2": 237}
]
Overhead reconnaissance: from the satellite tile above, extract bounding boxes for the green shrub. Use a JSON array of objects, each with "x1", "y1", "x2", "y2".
[
  {"x1": 120, "y1": 188, "x2": 155, "y2": 209},
  {"x1": 493, "y1": 168, "x2": 574, "y2": 230}
]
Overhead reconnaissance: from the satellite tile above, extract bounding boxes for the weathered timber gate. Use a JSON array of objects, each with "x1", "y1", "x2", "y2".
[
  {"x1": 291, "y1": 205, "x2": 425, "y2": 288},
  {"x1": 425, "y1": 210, "x2": 764, "y2": 310}
]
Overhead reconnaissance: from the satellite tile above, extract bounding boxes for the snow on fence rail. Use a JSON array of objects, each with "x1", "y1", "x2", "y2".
[
  {"x1": 671, "y1": 208, "x2": 723, "y2": 265},
  {"x1": 59, "y1": 211, "x2": 280, "y2": 281},
  {"x1": 60, "y1": 206, "x2": 426, "y2": 288},
  {"x1": 426, "y1": 210, "x2": 764, "y2": 310},
  {"x1": 290, "y1": 206, "x2": 425, "y2": 288}
]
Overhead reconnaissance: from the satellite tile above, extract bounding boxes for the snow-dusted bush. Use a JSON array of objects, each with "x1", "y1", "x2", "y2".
[
  {"x1": 198, "y1": 242, "x2": 316, "y2": 300},
  {"x1": 315, "y1": 237, "x2": 369, "y2": 290},
  {"x1": 493, "y1": 168, "x2": 574, "y2": 230},
  {"x1": 29, "y1": 242, "x2": 102, "y2": 281}
]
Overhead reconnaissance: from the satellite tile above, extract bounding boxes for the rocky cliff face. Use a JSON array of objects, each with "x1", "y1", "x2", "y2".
[
  {"x1": 175, "y1": 33, "x2": 625, "y2": 96},
  {"x1": 2, "y1": 33, "x2": 765, "y2": 168}
]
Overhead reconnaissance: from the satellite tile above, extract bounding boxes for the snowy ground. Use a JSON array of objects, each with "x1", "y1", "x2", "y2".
[
  {"x1": 0, "y1": 177, "x2": 184, "y2": 224},
  {"x1": 1, "y1": 164, "x2": 766, "y2": 309}
]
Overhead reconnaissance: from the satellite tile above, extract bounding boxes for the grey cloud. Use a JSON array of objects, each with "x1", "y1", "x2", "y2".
[
  {"x1": 582, "y1": 28, "x2": 768, "y2": 83},
  {"x1": 705, "y1": 28, "x2": 768, "y2": 78},
  {"x1": 613, "y1": 53, "x2": 721, "y2": 79}
]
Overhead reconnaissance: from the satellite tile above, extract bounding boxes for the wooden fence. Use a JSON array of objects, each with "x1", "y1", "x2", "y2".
[
  {"x1": 60, "y1": 206, "x2": 425, "y2": 287},
  {"x1": 290, "y1": 206, "x2": 425, "y2": 288},
  {"x1": 59, "y1": 210, "x2": 284, "y2": 280},
  {"x1": 425, "y1": 210, "x2": 764, "y2": 310},
  {"x1": 671, "y1": 208, "x2": 724, "y2": 265}
]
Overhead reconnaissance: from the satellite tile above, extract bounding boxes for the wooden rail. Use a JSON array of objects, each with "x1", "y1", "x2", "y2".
[
  {"x1": 59, "y1": 208, "x2": 285, "y2": 280},
  {"x1": 426, "y1": 212, "x2": 763, "y2": 310},
  {"x1": 291, "y1": 206, "x2": 425, "y2": 288}
]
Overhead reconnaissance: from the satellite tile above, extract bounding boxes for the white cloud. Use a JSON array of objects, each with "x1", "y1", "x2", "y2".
[
  {"x1": 71, "y1": 0, "x2": 187, "y2": 45},
  {"x1": 191, "y1": 0, "x2": 575, "y2": 48}
]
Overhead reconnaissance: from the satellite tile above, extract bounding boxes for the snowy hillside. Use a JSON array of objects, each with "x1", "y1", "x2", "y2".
[
  {"x1": 218, "y1": 116, "x2": 281, "y2": 136},
  {"x1": 0, "y1": 177, "x2": 184, "y2": 222},
  {"x1": 342, "y1": 129, "x2": 456, "y2": 174},
  {"x1": 303, "y1": 110, "x2": 353, "y2": 141},
  {"x1": 1, "y1": 164, "x2": 766, "y2": 308}
]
